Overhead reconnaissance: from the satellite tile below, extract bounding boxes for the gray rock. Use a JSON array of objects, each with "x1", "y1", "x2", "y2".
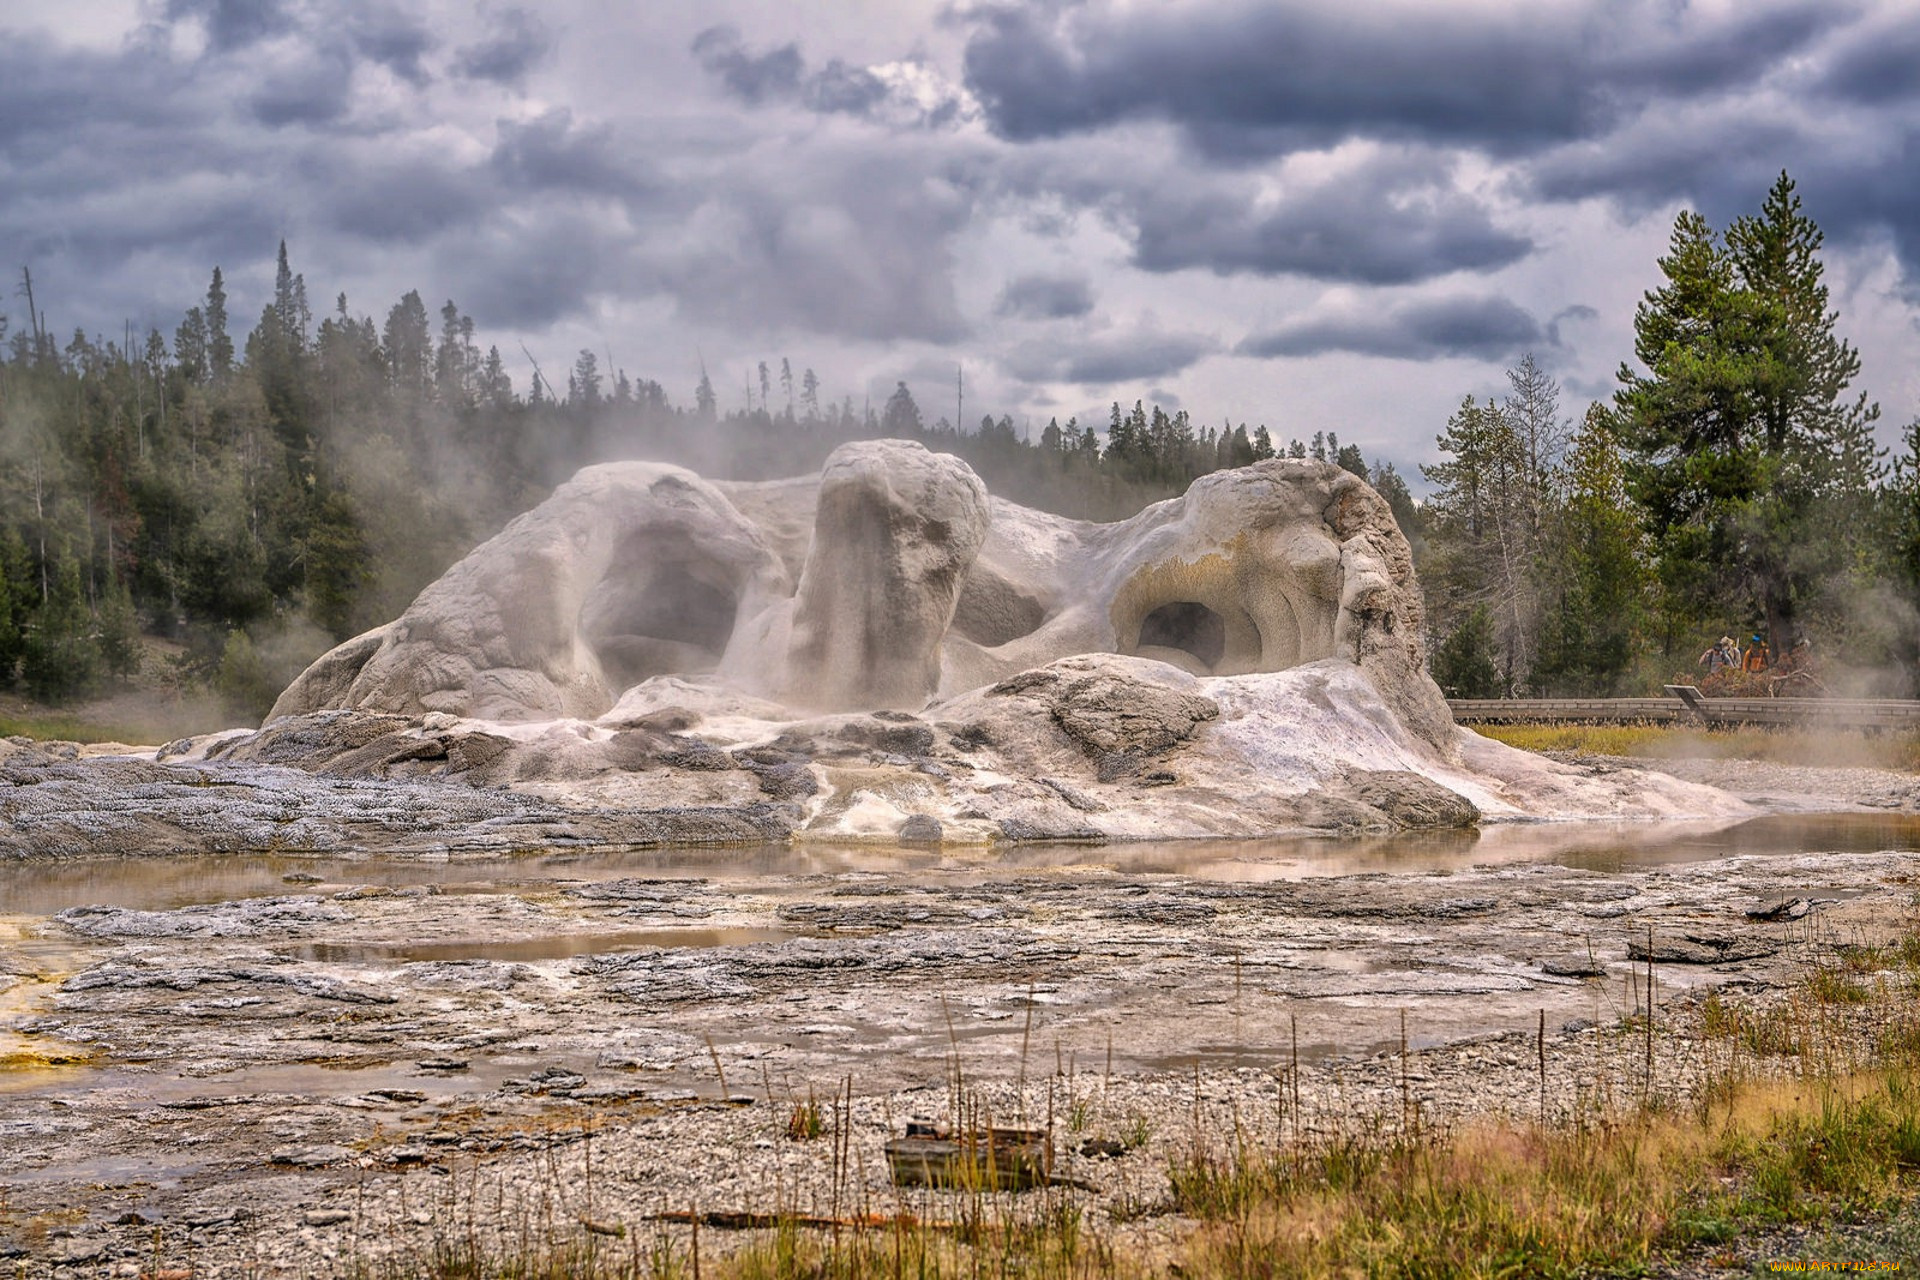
[
  {"x1": 1541, "y1": 957, "x2": 1607, "y2": 978},
  {"x1": 271, "y1": 1144, "x2": 353, "y2": 1167},
  {"x1": 899, "y1": 815, "x2": 943, "y2": 843},
  {"x1": 1627, "y1": 933, "x2": 1779, "y2": 965},
  {"x1": 55, "y1": 896, "x2": 352, "y2": 939},
  {"x1": 57, "y1": 1237, "x2": 107, "y2": 1263}
]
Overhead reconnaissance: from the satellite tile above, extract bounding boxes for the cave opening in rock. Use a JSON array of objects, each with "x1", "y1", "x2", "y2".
[
  {"x1": 583, "y1": 560, "x2": 740, "y2": 690},
  {"x1": 951, "y1": 567, "x2": 1047, "y2": 648},
  {"x1": 627, "y1": 566, "x2": 737, "y2": 650},
  {"x1": 1136, "y1": 601, "x2": 1227, "y2": 668}
]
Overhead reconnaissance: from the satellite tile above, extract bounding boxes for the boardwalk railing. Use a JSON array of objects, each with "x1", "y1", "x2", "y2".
[{"x1": 1447, "y1": 687, "x2": 1920, "y2": 730}]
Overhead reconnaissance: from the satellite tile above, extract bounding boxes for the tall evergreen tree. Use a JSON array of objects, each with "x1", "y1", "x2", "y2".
[
  {"x1": 694, "y1": 365, "x2": 717, "y2": 421},
  {"x1": 206, "y1": 267, "x2": 233, "y2": 383},
  {"x1": 1612, "y1": 173, "x2": 1879, "y2": 660},
  {"x1": 1422, "y1": 393, "x2": 1536, "y2": 685},
  {"x1": 382, "y1": 290, "x2": 433, "y2": 398},
  {"x1": 1534, "y1": 407, "x2": 1648, "y2": 694},
  {"x1": 880, "y1": 381, "x2": 922, "y2": 436},
  {"x1": 174, "y1": 307, "x2": 209, "y2": 385}
]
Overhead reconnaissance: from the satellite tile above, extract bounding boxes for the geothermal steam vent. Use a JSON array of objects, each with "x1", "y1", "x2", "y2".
[{"x1": 257, "y1": 441, "x2": 1747, "y2": 840}]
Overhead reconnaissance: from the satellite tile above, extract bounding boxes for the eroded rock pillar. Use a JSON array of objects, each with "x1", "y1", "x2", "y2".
[{"x1": 786, "y1": 440, "x2": 989, "y2": 710}]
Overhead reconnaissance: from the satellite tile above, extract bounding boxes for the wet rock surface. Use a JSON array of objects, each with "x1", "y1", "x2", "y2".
[
  {"x1": 1, "y1": 661, "x2": 1757, "y2": 865},
  {"x1": 3, "y1": 814, "x2": 1917, "y2": 1274}
]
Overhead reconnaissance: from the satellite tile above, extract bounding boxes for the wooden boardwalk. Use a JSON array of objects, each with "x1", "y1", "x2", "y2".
[{"x1": 1447, "y1": 687, "x2": 1920, "y2": 730}]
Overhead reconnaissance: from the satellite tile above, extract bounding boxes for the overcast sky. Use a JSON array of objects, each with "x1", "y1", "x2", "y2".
[{"x1": 7, "y1": 0, "x2": 1919, "y2": 472}]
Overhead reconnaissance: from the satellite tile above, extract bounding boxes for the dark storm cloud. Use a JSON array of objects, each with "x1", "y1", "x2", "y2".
[
  {"x1": 1527, "y1": 109, "x2": 1920, "y2": 297},
  {"x1": 803, "y1": 59, "x2": 893, "y2": 118},
  {"x1": 1129, "y1": 154, "x2": 1532, "y2": 284},
  {"x1": 0, "y1": 33, "x2": 200, "y2": 148},
  {"x1": 1816, "y1": 19, "x2": 1920, "y2": 104},
  {"x1": 348, "y1": 8, "x2": 435, "y2": 86},
  {"x1": 1805, "y1": 135, "x2": 1920, "y2": 300},
  {"x1": 248, "y1": 42, "x2": 356, "y2": 127},
  {"x1": 690, "y1": 26, "x2": 933, "y2": 122},
  {"x1": 1239, "y1": 296, "x2": 1544, "y2": 363},
  {"x1": 167, "y1": 0, "x2": 431, "y2": 80},
  {"x1": 691, "y1": 26, "x2": 804, "y2": 105},
  {"x1": 6, "y1": 178, "x2": 282, "y2": 283},
  {"x1": 165, "y1": 0, "x2": 294, "y2": 52},
  {"x1": 0, "y1": 33, "x2": 285, "y2": 284},
  {"x1": 433, "y1": 206, "x2": 634, "y2": 329},
  {"x1": 490, "y1": 110, "x2": 653, "y2": 200},
  {"x1": 1004, "y1": 326, "x2": 1216, "y2": 384},
  {"x1": 961, "y1": 0, "x2": 1848, "y2": 159},
  {"x1": 996, "y1": 273, "x2": 1094, "y2": 319},
  {"x1": 312, "y1": 149, "x2": 490, "y2": 242},
  {"x1": 452, "y1": 8, "x2": 552, "y2": 87},
  {"x1": 1526, "y1": 115, "x2": 1808, "y2": 218}
]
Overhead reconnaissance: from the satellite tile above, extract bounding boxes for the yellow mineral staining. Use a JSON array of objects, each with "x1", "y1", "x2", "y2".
[{"x1": 0, "y1": 916, "x2": 96, "y2": 1085}]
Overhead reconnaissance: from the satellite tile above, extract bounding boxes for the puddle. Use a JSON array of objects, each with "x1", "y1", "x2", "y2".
[
  {"x1": 8, "y1": 812, "x2": 1918, "y2": 919},
  {"x1": 283, "y1": 927, "x2": 800, "y2": 964}
]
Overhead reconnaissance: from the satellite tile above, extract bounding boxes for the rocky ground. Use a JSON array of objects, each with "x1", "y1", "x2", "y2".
[
  {"x1": 3, "y1": 780, "x2": 1919, "y2": 1274},
  {"x1": 1587, "y1": 751, "x2": 1920, "y2": 813}
]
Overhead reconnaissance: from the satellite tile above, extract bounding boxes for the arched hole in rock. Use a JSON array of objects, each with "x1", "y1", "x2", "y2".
[
  {"x1": 580, "y1": 559, "x2": 740, "y2": 692},
  {"x1": 1136, "y1": 601, "x2": 1227, "y2": 669},
  {"x1": 951, "y1": 567, "x2": 1047, "y2": 648}
]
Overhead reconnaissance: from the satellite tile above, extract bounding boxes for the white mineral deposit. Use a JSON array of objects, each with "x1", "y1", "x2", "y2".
[{"x1": 213, "y1": 442, "x2": 1749, "y2": 847}]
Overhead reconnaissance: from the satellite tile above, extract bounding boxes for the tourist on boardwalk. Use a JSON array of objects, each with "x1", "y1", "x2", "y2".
[{"x1": 1699, "y1": 635, "x2": 1739, "y2": 672}]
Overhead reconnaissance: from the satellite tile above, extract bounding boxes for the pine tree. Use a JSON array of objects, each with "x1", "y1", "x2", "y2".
[
  {"x1": 881, "y1": 381, "x2": 922, "y2": 436},
  {"x1": 694, "y1": 366, "x2": 717, "y2": 421},
  {"x1": 21, "y1": 557, "x2": 101, "y2": 702},
  {"x1": 1422, "y1": 394, "x2": 1535, "y2": 687},
  {"x1": 206, "y1": 267, "x2": 233, "y2": 383},
  {"x1": 571, "y1": 349, "x2": 602, "y2": 410},
  {"x1": 1613, "y1": 173, "x2": 1879, "y2": 660},
  {"x1": 436, "y1": 301, "x2": 477, "y2": 407},
  {"x1": 1431, "y1": 605, "x2": 1502, "y2": 698},
  {"x1": 1534, "y1": 407, "x2": 1648, "y2": 694},
  {"x1": 800, "y1": 367, "x2": 820, "y2": 423},
  {"x1": 175, "y1": 307, "x2": 209, "y2": 384},
  {"x1": 96, "y1": 575, "x2": 141, "y2": 679},
  {"x1": 0, "y1": 549, "x2": 18, "y2": 685},
  {"x1": 383, "y1": 290, "x2": 433, "y2": 398},
  {"x1": 1503, "y1": 351, "x2": 1568, "y2": 537}
]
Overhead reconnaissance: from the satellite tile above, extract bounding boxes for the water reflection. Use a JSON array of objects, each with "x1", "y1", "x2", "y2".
[
  {"x1": 284, "y1": 927, "x2": 799, "y2": 965},
  {"x1": 3, "y1": 812, "x2": 1917, "y2": 916}
]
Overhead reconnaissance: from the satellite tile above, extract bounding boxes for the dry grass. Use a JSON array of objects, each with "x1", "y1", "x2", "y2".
[
  {"x1": 346, "y1": 951, "x2": 1920, "y2": 1280},
  {"x1": 1478, "y1": 722, "x2": 1920, "y2": 771},
  {"x1": 1170, "y1": 1072, "x2": 1920, "y2": 1279},
  {"x1": 0, "y1": 710, "x2": 165, "y2": 745}
]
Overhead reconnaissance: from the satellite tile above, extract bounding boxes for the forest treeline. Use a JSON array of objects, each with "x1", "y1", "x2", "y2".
[
  {"x1": 1423, "y1": 174, "x2": 1920, "y2": 699},
  {"x1": 0, "y1": 171, "x2": 1914, "y2": 718}
]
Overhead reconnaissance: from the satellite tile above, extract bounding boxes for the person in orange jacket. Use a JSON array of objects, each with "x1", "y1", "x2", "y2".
[{"x1": 1742, "y1": 633, "x2": 1769, "y2": 672}]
